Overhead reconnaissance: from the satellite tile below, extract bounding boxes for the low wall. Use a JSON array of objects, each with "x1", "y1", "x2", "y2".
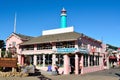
[{"x1": 83, "y1": 66, "x2": 104, "y2": 74}]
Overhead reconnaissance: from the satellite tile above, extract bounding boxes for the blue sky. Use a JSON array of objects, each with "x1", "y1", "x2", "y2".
[{"x1": 0, "y1": 0, "x2": 120, "y2": 47}]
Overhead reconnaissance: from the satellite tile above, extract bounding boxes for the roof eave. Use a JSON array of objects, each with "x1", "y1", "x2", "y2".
[{"x1": 20, "y1": 39, "x2": 78, "y2": 46}]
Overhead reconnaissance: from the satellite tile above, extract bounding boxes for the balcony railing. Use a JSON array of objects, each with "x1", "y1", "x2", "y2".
[{"x1": 22, "y1": 48, "x2": 34, "y2": 51}]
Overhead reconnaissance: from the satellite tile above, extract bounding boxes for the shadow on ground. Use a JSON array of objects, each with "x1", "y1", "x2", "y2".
[
  {"x1": 28, "y1": 71, "x2": 41, "y2": 76},
  {"x1": 115, "y1": 73, "x2": 120, "y2": 77},
  {"x1": 37, "y1": 75, "x2": 52, "y2": 80},
  {"x1": 28, "y1": 69, "x2": 52, "y2": 80}
]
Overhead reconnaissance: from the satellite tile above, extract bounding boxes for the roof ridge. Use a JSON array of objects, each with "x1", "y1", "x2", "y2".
[
  {"x1": 13, "y1": 32, "x2": 33, "y2": 40},
  {"x1": 13, "y1": 32, "x2": 33, "y2": 37}
]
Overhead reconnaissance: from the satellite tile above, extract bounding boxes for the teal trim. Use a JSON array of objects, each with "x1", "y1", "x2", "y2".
[{"x1": 61, "y1": 16, "x2": 67, "y2": 28}]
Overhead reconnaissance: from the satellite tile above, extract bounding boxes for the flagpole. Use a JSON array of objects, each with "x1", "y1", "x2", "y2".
[{"x1": 14, "y1": 13, "x2": 17, "y2": 33}]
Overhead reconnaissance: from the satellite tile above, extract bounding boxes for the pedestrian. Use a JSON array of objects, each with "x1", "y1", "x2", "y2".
[
  {"x1": 55, "y1": 64, "x2": 59, "y2": 74},
  {"x1": 70, "y1": 65, "x2": 75, "y2": 74},
  {"x1": 47, "y1": 64, "x2": 52, "y2": 72},
  {"x1": 52, "y1": 64, "x2": 59, "y2": 75}
]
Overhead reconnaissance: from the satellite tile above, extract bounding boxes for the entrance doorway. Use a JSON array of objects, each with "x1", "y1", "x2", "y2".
[
  {"x1": 69, "y1": 54, "x2": 75, "y2": 74},
  {"x1": 24, "y1": 55, "x2": 34, "y2": 65}
]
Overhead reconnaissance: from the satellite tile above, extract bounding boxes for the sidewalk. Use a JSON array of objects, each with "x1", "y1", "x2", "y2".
[
  {"x1": 45, "y1": 74, "x2": 119, "y2": 80},
  {"x1": 39, "y1": 68, "x2": 120, "y2": 80},
  {"x1": 0, "y1": 74, "x2": 118, "y2": 80},
  {"x1": 0, "y1": 68, "x2": 120, "y2": 80}
]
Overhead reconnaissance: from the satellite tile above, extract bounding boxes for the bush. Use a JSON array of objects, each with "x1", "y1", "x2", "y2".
[
  {"x1": 0, "y1": 67, "x2": 3, "y2": 71},
  {"x1": 1, "y1": 51, "x2": 5, "y2": 57}
]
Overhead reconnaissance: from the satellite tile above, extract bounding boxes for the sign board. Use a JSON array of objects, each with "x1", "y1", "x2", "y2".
[
  {"x1": 0, "y1": 58, "x2": 17, "y2": 67},
  {"x1": 57, "y1": 48, "x2": 77, "y2": 53},
  {"x1": 79, "y1": 48, "x2": 89, "y2": 54},
  {"x1": 56, "y1": 48, "x2": 89, "y2": 54}
]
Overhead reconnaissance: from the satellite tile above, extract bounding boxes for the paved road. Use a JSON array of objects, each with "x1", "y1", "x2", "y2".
[
  {"x1": 42, "y1": 68, "x2": 120, "y2": 80},
  {"x1": 0, "y1": 68, "x2": 120, "y2": 80},
  {"x1": 87, "y1": 68, "x2": 120, "y2": 77}
]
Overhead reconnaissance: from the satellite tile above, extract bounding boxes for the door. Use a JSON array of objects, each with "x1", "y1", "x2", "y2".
[{"x1": 69, "y1": 54, "x2": 75, "y2": 74}]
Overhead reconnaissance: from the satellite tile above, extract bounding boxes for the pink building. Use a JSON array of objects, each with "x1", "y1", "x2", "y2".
[
  {"x1": 6, "y1": 33, "x2": 33, "y2": 65},
  {"x1": 6, "y1": 8, "x2": 104, "y2": 74},
  {"x1": 103, "y1": 44, "x2": 119, "y2": 69}
]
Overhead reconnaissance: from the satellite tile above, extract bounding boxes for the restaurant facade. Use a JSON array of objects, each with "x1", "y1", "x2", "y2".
[{"x1": 6, "y1": 8, "x2": 104, "y2": 74}]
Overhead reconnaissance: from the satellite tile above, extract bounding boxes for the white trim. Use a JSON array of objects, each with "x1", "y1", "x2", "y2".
[{"x1": 42, "y1": 26, "x2": 74, "y2": 35}]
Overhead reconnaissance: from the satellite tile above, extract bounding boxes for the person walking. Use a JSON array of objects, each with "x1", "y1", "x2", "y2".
[{"x1": 52, "y1": 64, "x2": 59, "y2": 75}]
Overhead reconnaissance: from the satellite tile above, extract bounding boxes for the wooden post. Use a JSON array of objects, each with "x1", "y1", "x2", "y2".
[{"x1": 12, "y1": 67, "x2": 17, "y2": 72}]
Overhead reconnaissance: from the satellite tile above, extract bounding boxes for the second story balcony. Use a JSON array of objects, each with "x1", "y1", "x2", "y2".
[
  {"x1": 37, "y1": 43, "x2": 52, "y2": 50},
  {"x1": 20, "y1": 41, "x2": 102, "y2": 55},
  {"x1": 22, "y1": 45, "x2": 34, "y2": 51},
  {"x1": 56, "y1": 41, "x2": 75, "y2": 48}
]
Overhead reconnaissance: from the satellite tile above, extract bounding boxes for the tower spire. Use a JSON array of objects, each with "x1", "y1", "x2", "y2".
[
  {"x1": 14, "y1": 13, "x2": 17, "y2": 33},
  {"x1": 61, "y1": 8, "x2": 67, "y2": 28}
]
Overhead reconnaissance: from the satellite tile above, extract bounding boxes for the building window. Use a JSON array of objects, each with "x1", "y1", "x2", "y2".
[
  {"x1": 37, "y1": 55, "x2": 43, "y2": 66},
  {"x1": 89, "y1": 55, "x2": 94, "y2": 66},
  {"x1": 9, "y1": 44, "x2": 11, "y2": 47},
  {"x1": 96, "y1": 56, "x2": 99, "y2": 65},
  {"x1": 94, "y1": 56, "x2": 97, "y2": 66},
  {"x1": 56, "y1": 41, "x2": 75, "y2": 48},
  {"x1": 37, "y1": 43, "x2": 52, "y2": 50},
  {"x1": 94, "y1": 55, "x2": 99, "y2": 66},
  {"x1": 45, "y1": 54, "x2": 52, "y2": 66},
  {"x1": 83, "y1": 54, "x2": 88, "y2": 67},
  {"x1": 56, "y1": 54, "x2": 64, "y2": 67},
  {"x1": 22, "y1": 45, "x2": 34, "y2": 50},
  {"x1": 8, "y1": 47, "x2": 16, "y2": 54},
  {"x1": 56, "y1": 42, "x2": 63, "y2": 48},
  {"x1": 12, "y1": 42, "x2": 16, "y2": 46}
]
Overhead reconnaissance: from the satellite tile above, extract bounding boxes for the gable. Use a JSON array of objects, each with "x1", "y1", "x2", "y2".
[
  {"x1": 6, "y1": 34, "x2": 23, "y2": 50},
  {"x1": 6, "y1": 33, "x2": 21, "y2": 42}
]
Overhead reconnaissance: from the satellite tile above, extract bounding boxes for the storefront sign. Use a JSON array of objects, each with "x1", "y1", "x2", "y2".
[
  {"x1": 56, "y1": 48, "x2": 89, "y2": 54},
  {"x1": 57, "y1": 48, "x2": 77, "y2": 53}
]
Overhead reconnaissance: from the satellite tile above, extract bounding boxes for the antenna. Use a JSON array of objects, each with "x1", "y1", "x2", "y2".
[{"x1": 14, "y1": 13, "x2": 17, "y2": 33}]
